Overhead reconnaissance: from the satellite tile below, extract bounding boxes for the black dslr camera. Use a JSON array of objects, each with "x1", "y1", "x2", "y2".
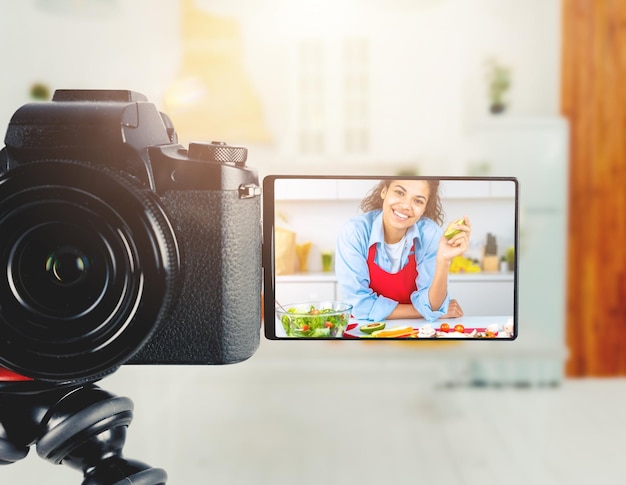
[{"x1": 0, "y1": 89, "x2": 262, "y2": 385}]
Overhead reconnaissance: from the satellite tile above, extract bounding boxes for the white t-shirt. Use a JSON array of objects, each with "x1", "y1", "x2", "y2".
[{"x1": 383, "y1": 235, "x2": 406, "y2": 273}]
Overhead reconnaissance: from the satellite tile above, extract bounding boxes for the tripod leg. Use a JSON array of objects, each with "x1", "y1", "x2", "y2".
[
  {"x1": 0, "y1": 429, "x2": 29, "y2": 465},
  {"x1": 35, "y1": 384, "x2": 167, "y2": 485},
  {"x1": 0, "y1": 387, "x2": 64, "y2": 465}
]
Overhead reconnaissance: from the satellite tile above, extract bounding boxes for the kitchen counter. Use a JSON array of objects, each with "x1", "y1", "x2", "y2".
[
  {"x1": 275, "y1": 271, "x2": 515, "y2": 316},
  {"x1": 448, "y1": 271, "x2": 515, "y2": 282},
  {"x1": 343, "y1": 315, "x2": 514, "y2": 338}
]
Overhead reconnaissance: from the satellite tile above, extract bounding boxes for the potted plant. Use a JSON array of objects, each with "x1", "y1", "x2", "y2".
[
  {"x1": 485, "y1": 58, "x2": 511, "y2": 114},
  {"x1": 506, "y1": 246, "x2": 515, "y2": 271}
]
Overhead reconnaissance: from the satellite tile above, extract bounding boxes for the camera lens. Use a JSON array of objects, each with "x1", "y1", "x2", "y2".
[
  {"x1": 0, "y1": 161, "x2": 180, "y2": 383},
  {"x1": 11, "y1": 222, "x2": 110, "y2": 319},
  {"x1": 46, "y1": 247, "x2": 88, "y2": 286}
]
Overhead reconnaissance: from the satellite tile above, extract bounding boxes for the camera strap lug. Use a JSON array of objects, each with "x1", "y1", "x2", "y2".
[{"x1": 238, "y1": 183, "x2": 261, "y2": 199}]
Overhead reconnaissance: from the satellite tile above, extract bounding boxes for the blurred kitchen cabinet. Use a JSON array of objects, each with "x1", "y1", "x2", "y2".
[
  {"x1": 274, "y1": 179, "x2": 338, "y2": 200},
  {"x1": 335, "y1": 179, "x2": 379, "y2": 200},
  {"x1": 275, "y1": 275, "x2": 337, "y2": 304},
  {"x1": 440, "y1": 180, "x2": 517, "y2": 200},
  {"x1": 275, "y1": 178, "x2": 516, "y2": 201},
  {"x1": 468, "y1": 115, "x2": 569, "y2": 383},
  {"x1": 489, "y1": 179, "x2": 517, "y2": 198},
  {"x1": 448, "y1": 275, "x2": 514, "y2": 316},
  {"x1": 440, "y1": 180, "x2": 491, "y2": 199},
  {"x1": 275, "y1": 178, "x2": 379, "y2": 201},
  {"x1": 472, "y1": 117, "x2": 568, "y2": 210}
]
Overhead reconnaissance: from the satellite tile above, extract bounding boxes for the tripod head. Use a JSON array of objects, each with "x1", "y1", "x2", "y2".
[{"x1": 0, "y1": 372, "x2": 167, "y2": 484}]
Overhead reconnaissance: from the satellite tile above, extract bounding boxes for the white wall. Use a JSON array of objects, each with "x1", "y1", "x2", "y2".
[
  {"x1": 0, "y1": 0, "x2": 561, "y2": 178},
  {"x1": 0, "y1": 1, "x2": 181, "y2": 125}
]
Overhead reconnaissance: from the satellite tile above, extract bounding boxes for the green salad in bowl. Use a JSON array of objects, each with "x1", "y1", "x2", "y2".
[{"x1": 277, "y1": 301, "x2": 352, "y2": 338}]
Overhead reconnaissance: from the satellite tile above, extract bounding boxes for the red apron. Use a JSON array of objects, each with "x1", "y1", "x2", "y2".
[{"x1": 366, "y1": 243, "x2": 418, "y2": 304}]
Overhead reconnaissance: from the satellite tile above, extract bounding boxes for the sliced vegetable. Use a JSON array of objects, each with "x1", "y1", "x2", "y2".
[
  {"x1": 444, "y1": 218, "x2": 466, "y2": 239},
  {"x1": 371, "y1": 325, "x2": 416, "y2": 338},
  {"x1": 359, "y1": 322, "x2": 386, "y2": 334}
]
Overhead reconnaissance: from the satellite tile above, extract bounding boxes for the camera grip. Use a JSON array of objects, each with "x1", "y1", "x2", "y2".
[{"x1": 131, "y1": 190, "x2": 261, "y2": 365}]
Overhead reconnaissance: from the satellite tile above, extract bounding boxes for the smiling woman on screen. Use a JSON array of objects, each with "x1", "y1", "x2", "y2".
[{"x1": 335, "y1": 179, "x2": 471, "y2": 322}]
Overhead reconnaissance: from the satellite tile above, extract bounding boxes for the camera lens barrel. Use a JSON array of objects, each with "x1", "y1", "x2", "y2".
[{"x1": 0, "y1": 160, "x2": 180, "y2": 383}]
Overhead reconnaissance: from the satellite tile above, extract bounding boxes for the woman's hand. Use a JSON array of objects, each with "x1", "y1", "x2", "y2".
[
  {"x1": 441, "y1": 299, "x2": 464, "y2": 318},
  {"x1": 428, "y1": 216, "x2": 471, "y2": 317},
  {"x1": 437, "y1": 215, "x2": 471, "y2": 263}
]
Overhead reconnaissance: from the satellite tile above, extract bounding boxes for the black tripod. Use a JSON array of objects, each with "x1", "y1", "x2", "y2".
[{"x1": 0, "y1": 377, "x2": 167, "y2": 484}]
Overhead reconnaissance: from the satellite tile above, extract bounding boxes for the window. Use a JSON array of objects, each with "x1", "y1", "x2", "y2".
[
  {"x1": 294, "y1": 37, "x2": 370, "y2": 157},
  {"x1": 343, "y1": 38, "x2": 369, "y2": 154},
  {"x1": 297, "y1": 39, "x2": 325, "y2": 154}
]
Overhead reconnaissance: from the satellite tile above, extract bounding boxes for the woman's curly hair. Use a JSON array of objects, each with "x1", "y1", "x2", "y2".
[{"x1": 360, "y1": 179, "x2": 444, "y2": 226}]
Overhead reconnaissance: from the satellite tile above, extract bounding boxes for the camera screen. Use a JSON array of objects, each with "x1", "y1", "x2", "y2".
[{"x1": 262, "y1": 176, "x2": 518, "y2": 340}]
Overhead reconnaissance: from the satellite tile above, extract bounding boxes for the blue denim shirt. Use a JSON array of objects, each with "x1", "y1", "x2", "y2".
[{"x1": 335, "y1": 210, "x2": 449, "y2": 322}]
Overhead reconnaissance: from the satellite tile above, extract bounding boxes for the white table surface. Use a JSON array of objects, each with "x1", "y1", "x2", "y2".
[{"x1": 343, "y1": 315, "x2": 514, "y2": 338}]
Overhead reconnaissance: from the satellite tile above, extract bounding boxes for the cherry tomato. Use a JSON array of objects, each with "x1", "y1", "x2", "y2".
[
  {"x1": 440, "y1": 323, "x2": 450, "y2": 332},
  {"x1": 454, "y1": 324, "x2": 465, "y2": 333},
  {"x1": 302, "y1": 324, "x2": 310, "y2": 331},
  {"x1": 324, "y1": 321, "x2": 334, "y2": 328}
]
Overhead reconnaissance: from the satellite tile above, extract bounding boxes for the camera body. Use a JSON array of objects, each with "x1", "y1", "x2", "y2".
[{"x1": 0, "y1": 90, "x2": 261, "y2": 384}]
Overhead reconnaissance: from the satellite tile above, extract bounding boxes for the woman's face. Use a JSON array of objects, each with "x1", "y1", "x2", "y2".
[{"x1": 380, "y1": 180, "x2": 430, "y2": 242}]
